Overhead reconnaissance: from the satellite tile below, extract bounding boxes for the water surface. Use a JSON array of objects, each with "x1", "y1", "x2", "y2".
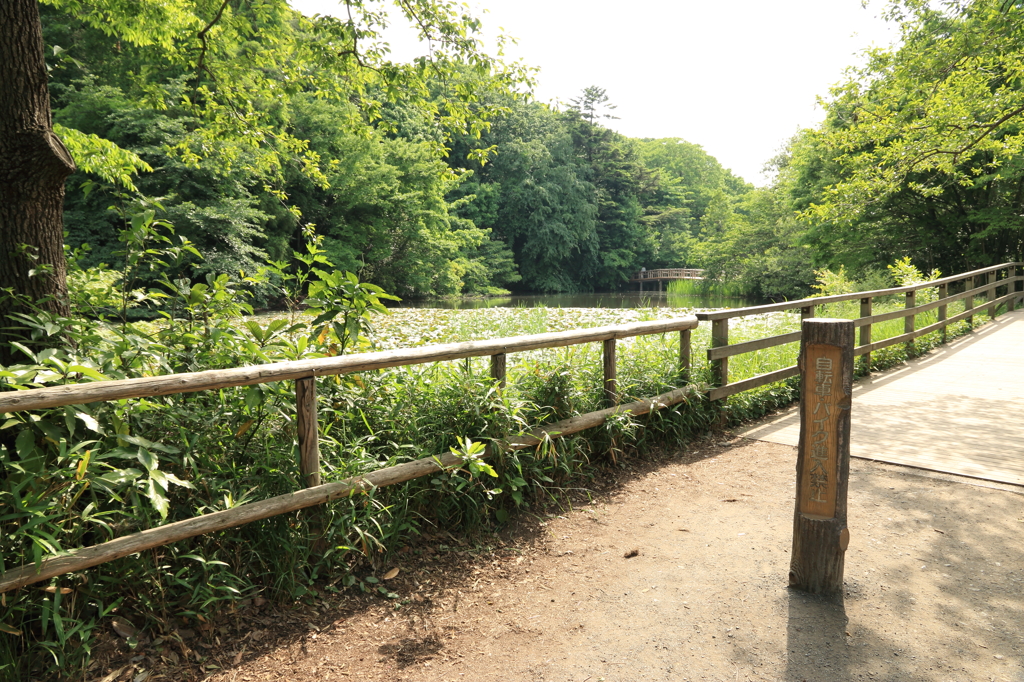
[{"x1": 390, "y1": 292, "x2": 754, "y2": 310}]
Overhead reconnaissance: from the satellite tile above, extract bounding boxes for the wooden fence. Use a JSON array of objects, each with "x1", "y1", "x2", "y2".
[
  {"x1": 0, "y1": 317, "x2": 699, "y2": 593},
  {"x1": 699, "y1": 262, "x2": 1024, "y2": 401},
  {"x1": 3, "y1": 261, "x2": 1022, "y2": 592}
]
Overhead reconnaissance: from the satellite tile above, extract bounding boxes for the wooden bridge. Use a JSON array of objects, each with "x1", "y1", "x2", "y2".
[{"x1": 629, "y1": 267, "x2": 704, "y2": 291}]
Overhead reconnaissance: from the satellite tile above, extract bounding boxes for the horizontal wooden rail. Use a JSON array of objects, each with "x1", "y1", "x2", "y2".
[
  {"x1": 696, "y1": 262, "x2": 1022, "y2": 322},
  {"x1": 0, "y1": 314, "x2": 700, "y2": 592},
  {"x1": 0, "y1": 317, "x2": 698, "y2": 413},
  {"x1": 708, "y1": 330, "x2": 802, "y2": 361},
  {"x1": 851, "y1": 280, "x2": 1007, "y2": 328},
  {"x1": 0, "y1": 384, "x2": 703, "y2": 593},
  {"x1": 853, "y1": 289, "x2": 1022, "y2": 356},
  {"x1": 698, "y1": 263, "x2": 1023, "y2": 400},
  {"x1": 708, "y1": 366, "x2": 800, "y2": 401}
]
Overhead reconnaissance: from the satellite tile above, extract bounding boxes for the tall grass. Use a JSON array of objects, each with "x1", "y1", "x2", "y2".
[{"x1": 666, "y1": 278, "x2": 747, "y2": 299}]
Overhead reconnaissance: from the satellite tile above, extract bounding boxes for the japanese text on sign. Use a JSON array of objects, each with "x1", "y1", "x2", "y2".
[{"x1": 800, "y1": 344, "x2": 842, "y2": 518}]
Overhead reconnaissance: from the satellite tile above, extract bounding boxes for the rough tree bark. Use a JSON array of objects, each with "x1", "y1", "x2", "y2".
[{"x1": 0, "y1": 0, "x2": 76, "y2": 363}]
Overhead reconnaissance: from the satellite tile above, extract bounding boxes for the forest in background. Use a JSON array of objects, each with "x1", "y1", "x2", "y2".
[
  {"x1": 28, "y1": 0, "x2": 1024, "y2": 309},
  {"x1": 45, "y1": 0, "x2": 763, "y2": 300}
]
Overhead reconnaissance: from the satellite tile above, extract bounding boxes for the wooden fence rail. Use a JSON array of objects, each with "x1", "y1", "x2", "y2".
[
  {"x1": 0, "y1": 317, "x2": 699, "y2": 593},
  {"x1": 5, "y1": 262, "x2": 1021, "y2": 592},
  {"x1": 697, "y1": 262, "x2": 1024, "y2": 401}
]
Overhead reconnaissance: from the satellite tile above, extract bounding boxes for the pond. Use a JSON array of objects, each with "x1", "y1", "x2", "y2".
[{"x1": 388, "y1": 291, "x2": 756, "y2": 310}]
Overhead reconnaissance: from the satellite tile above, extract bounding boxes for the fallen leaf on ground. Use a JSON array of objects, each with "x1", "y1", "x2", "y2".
[{"x1": 111, "y1": 618, "x2": 137, "y2": 639}]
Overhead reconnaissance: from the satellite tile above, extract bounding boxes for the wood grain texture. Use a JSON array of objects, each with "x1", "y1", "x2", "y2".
[
  {"x1": 507, "y1": 385, "x2": 703, "y2": 449},
  {"x1": 860, "y1": 297, "x2": 873, "y2": 369},
  {"x1": 711, "y1": 318, "x2": 729, "y2": 389},
  {"x1": 987, "y1": 272, "x2": 997, "y2": 319},
  {"x1": 296, "y1": 378, "x2": 320, "y2": 488},
  {"x1": 706, "y1": 331, "x2": 802, "y2": 361},
  {"x1": 937, "y1": 284, "x2": 947, "y2": 343},
  {"x1": 490, "y1": 353, "x2": 506, "y2": 388},
  {"x1": 905, "y1": 290, "x2": 917, "y2": 355},
  {"x1": 965, "y1": 276, "x2": 976, "y2": 325},
  {"x1": 791, "y1": 318, "x2": 853, "y2": 597},
  {"x1": 603, "y1": 339, "x2": 617, "y2": 406},
  {"x1": 707, "y1": 365, "x2": 799, "y2": 401},
  {"x1": 679, "y1": 328, "x2": 691, "y2": 384}
]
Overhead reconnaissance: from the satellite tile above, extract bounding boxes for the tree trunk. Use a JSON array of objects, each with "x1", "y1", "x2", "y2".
[{"x1": 0, "y1": 0, "x2": 76, "y2": 364}]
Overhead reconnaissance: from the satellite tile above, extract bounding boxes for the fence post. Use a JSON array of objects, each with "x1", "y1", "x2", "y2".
[
  {"x1": 859, "y1": 296, "x2": 872, "y2": 372},
  {"x1": 985, "y1": 272, "x2": 996, "y2": 319},
  {"x1": 296, "y1": 377, "x2": 320, "y2": 488},
  {"x1": 711, "y1": 318, "x2": 729, "y2": 392},
  {"x1": 490, "y1": 353, "x2": 506, "y2": 388},
  {"x1": 790, "y1": 318, "x2": 853, "y2": 597},
  {"x1": 937, "y1": 283, "x2": 948, "y2": 343},
  {"x1": 679, "y1": 328, "x2": 691, "y2": 384},
  {"x1": 965, "y1": 276, "x2": 975, "y2": 326},
  {"x1": 801, "y1": 304, "x2": 815, "y2": 321},
  {"x1": 603, "y1": 339, "x2": 618, "y2": 406},
  {"x1": 904, "y1": 289, "x2": 916, "y2": 355}
]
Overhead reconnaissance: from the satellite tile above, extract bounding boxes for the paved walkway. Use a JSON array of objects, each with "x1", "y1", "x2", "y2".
[{"x1": 738, "y1": 308, "x2": 1024, "y2": 486}]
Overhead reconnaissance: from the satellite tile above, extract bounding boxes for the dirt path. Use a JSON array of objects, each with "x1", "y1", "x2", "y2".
[{"x1": 92, "y1": 438, "x2": 1024, "y2": 682}]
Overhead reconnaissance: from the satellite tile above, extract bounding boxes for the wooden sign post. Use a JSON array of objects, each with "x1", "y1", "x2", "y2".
[{"x1": 790, "y1": 318, "x2": 853, "y2": 596}]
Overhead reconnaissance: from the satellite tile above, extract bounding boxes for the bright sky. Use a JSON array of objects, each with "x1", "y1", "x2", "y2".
[{"x1": 289, "y1": 0, "x2": 899, "y2": 186}]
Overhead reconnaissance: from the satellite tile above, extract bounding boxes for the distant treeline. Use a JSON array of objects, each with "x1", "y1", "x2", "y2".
[{"x1": 45, "y1": 0, "x2": 1024, "y2": 304}]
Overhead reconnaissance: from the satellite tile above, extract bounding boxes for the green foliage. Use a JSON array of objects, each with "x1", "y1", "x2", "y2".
[
  {"x1": 42, "y1": 0, "x2": 533, "y2": 298},
  {"x1": 811, "y1": 265, "x2": 857, "y2": 297},
  {"x1": 797, "y1": 0, "x2": 1024, "y2": 274},
  {"x1": 306, "y1": 271, "x2": 398, "y2": 353},
  {"x1": 53, "y1": 123, "x2": 152, "y2": 192}
]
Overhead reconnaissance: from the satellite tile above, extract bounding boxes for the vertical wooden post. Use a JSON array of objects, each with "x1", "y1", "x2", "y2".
[
  {"x1": 710, "y1": 318, "x2": 729, "y2": 392},
  {"x1": 859, "y1": 296, "x2": 872, "y2": 372},
  {"x1": 964, "y1": 276, "x2": 975, "y2": 326},
  {"x1": 801, "y1": 304, "x2": 815, "y2": 321},
  {"x1": 296, "y1": 377, "x2": 320, "y2": 488},
  {"x1": 986, "y1": 272, "x2": 997, "y2": 319},
  {"x1": 904, "y1": 289, "x2": 916, "y2": 355},
  {"x1": 490, "y1": 353, "x2": 506, "y2": 388},
  {"x1": 679, "y1": 328, "x2": 691, "y2": 384},
  {"x1": 790, "y1": 318, "x2": 853, "y2": 597},
  {"x1": 937, "y1": 283, "x2": 948, "y2": 342},
  {"x1": 603, "y1": 339, "x2": 617, "y2": 406}
]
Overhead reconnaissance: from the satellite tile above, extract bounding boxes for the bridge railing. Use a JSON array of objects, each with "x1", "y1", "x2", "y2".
[
  {"x1": 630, "y1": 268, "x2": 704, "y2": 281},
  {"x1": 696, "y1": 262, "x2": 1024, "y2": 401},
  {"x1": 0, "y1": 316, "x2": 699, "y2": 592}
]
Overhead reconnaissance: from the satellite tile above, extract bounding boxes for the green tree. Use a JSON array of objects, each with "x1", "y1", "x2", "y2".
[
  {"x1": 1, "y1": 0, "x2": 528, "y2": 354},
  {"x1": 807, "y1": 0, "x2": 1024, "y2": 270}
]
